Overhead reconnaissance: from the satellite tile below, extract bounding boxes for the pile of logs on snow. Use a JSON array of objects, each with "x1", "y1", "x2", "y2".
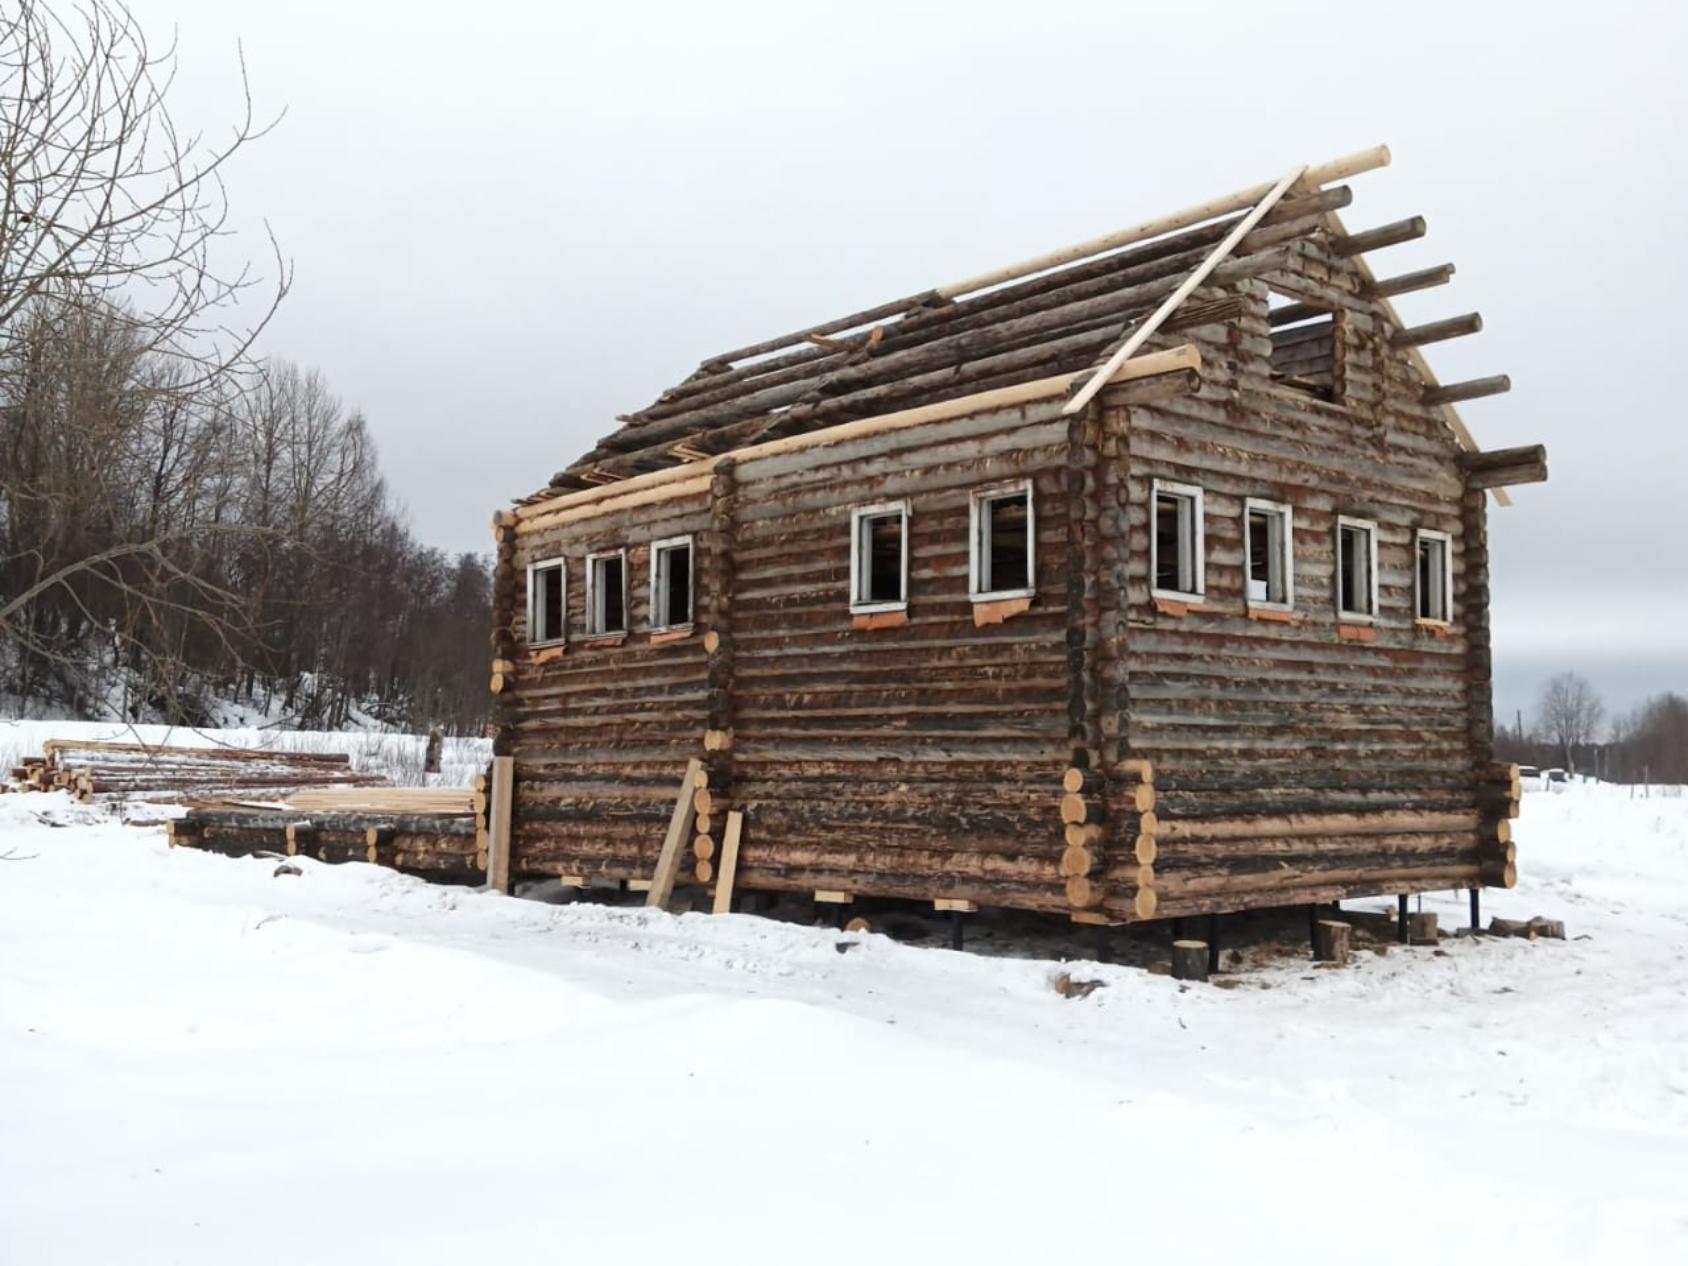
[
  {"x1": 166, "y1": 782, "x2": 488, "y2": 886},
  {"x1": 8, "y1": 740, "x2": 389, "y2": 803}
]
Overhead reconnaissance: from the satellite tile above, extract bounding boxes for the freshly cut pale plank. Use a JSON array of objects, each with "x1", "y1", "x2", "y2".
[
  {"x1": 647, "y1": 758, "x2": 703, "y2": 910},
  {"x1": 1065, "y1": 164, "x2": 1307, "y2": 415},
  {"x1": 487, "y1": 756, "x2": 515, "y2": 893},
  {"x1": 285, "y1": 787, "x2": 475, "y2": 814},
  {"x1": 712, "y1": 810, "x2": 745, "y2": 916}
]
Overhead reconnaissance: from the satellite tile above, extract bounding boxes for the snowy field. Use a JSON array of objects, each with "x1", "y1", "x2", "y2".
[
  {"x1": 2, "y1": 782, "x2": 1685, "y2": 1264},
  {"x1": 0, "y1": 719, "x2": 491, "y2": 789}
]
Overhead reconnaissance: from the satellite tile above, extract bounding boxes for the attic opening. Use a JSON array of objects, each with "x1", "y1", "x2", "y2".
[{"x1": 1268, "y1": 289, "x2": 1341, "y2": 402}]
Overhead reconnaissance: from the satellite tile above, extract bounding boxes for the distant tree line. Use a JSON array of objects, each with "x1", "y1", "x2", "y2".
[
  {"x1": 1494, "y1": 671, "x2": 1688, "y2": 786},
  {"x1": 0, "y1": 0, "x2": 489, "y2": 732},
  {"x1": 0, "y1": 307, "x2": 492, "y2": 730}
]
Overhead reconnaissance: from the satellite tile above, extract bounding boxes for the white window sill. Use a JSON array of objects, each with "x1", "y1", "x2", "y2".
[
  {"x1": 849, "y1": 602, "x2": 908, "y2": 616},
  {"x1": 1152, "y1": 588, "x2": 1205, "y2": 605},
  {"x1": 1336, "y1": 611, "x2": 1377, "y2": 624},
  {"x1": 970, "y1": 589, "x2": 1035, "y2": 604},
  {"x1": 527, "y1": 638, "x2": 566, "y2": 650}
]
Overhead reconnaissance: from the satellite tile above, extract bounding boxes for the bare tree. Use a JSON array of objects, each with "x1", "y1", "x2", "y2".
[
  {"x1": 0, "y1": 0, "x2": 289, "y2": 375},
  {"x1": 1, "y1": 0, "x2": 287, "y2": 710},
  {"x1": 1536, "y1": 672, "x2": 1605, "y2": 774}
]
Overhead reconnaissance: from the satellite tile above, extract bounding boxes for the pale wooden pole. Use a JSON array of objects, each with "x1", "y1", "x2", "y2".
[
  {"x1": 1063, "y1": 165, "x2": 1308, "y2": 416},
  {"x1": 647, "y1": 758, "x2": 703, "y2": 910},
  {"x1": 486, "y1": 755, "x2": 514, "y2": 894},
  {"x1": 711, "y1": 810, "x2": 745, "y2": 915}
]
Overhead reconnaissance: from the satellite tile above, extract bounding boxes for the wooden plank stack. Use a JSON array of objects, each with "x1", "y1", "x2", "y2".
[
  {"x1": 9, "y1": 740, "x2": 389, "y2": 803},
  {"x1": 167, "y1": 781, "x2": 490, "y2": 886}
]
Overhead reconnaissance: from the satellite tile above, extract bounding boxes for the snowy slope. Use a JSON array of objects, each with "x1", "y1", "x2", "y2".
[{"x1": 1, "y1": 784, "x2": 1685, "y2": 1264}]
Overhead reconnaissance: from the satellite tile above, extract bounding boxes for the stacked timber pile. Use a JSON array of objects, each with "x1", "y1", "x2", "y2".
[
  {"x1": 1064, "y1": 760, "x2": 1158, "y2": 922},
  {"x1": 11, "y1": 740, "x2": 388, "y2": 803},
  {"x1": 167, "y1": 783, "x2": 488, "y2": 885}
]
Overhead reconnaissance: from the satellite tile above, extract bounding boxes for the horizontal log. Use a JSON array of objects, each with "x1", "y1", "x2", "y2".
[
  {"x1": 1157, "y1": 810, "x2": 1481, "y2": 842},
  {"x1": 1155, "y1": 860, "x2": 1481, "y2": 901},
  {"x1": 1424, "y1": 375, "x2": 1510, "y2": 406},
  {"x1": 180, "y1": 809, "x2": 475, "y2": 835},
  {"x1": 1365, "y1": 263, "x2": 1454, "y2": 298},
  {"x1": 1267, "y1": 301, "x2": 1332, "y2": 327},
  {"x1": 1461, "y1": 444, "x2": 1547, "y2": 489},
  {"x1": 1332, "y1": 217, "x2": 1425, "y2": 256},
  {"x1": 1392, "y1": 313, "x2": 1481, "y2": 347}
]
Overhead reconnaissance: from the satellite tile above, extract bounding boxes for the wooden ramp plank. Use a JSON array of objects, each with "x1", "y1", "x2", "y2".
[
  {"x1": 487, "y1": 756, "x2": 515, "y2": 893},
  {"x1": 647, "y1": 758, "x2": 703, "y2": 910},
  {"x1": 712, "y1": 811, "x2": 745, "y2": 915}
]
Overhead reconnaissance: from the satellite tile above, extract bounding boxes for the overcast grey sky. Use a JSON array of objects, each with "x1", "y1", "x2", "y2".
[{"x1": 133, "y1": 0, "x2": 1686, "y2": 724}]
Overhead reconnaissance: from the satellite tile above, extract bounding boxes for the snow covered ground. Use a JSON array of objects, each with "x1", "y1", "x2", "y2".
[{"x1": 2, "y1": 782, "x2": 1685, "y2": 1264}]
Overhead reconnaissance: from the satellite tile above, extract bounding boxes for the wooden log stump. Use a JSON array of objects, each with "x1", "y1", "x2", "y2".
[
  {"x1": 1407, "y1": 911, "x2": 1439, "y2": 945},
  {"x1": 1171, "y1": 939, "x2": 1209, "y2": 983},
  {"x1": 1314, "y1": 919, "x2": 1352, "y2": 966}
]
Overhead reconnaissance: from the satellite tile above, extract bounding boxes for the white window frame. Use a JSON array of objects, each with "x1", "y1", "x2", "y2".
[
  {"x1": 969, "y1": 480, "x2": 1037, "y2": 602},
  {"x1": 1335, "y1": 516, "x2": 1380, "y2": 622},
  {"x1": 1243, "y1": 497, "x2": 1295, "y2": 611},
  {"x1": 525, "y1": 556, "x2": 567, "y2": 647},
  {"x1": 1150, "y1": 479, "x2": 1206, "y2": 603},
  {"x1": 1415, "y1": 528, "x2": 1454, "y2": 625},
  {"x1": 584, "y1": 548, "x2": 629, "y2": 637},
  {"x1": 649, "y1": 535, "x2": 694, "y2": 632},
  {"x1": 848, "y1": 501, "x2": 910, "y2": 614}
]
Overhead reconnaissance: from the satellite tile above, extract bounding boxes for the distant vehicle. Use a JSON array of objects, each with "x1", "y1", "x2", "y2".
[
  {"x1": 1518, "y1": 765, "x2": 1541, "y2": 780},
  {"x1": 1545, "y1": 768, "x2": 1570, "y2": 790}
]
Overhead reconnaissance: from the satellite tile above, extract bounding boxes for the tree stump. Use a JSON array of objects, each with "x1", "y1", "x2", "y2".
[
  {"x1": 1314, "y1": 919, "x2": 1352, "y2": 966},
  {"x1": 1407, "y1": 911, "x2": 1439, "y2": 945},
  {"x1": 1171, "y1": 939, "x2": 1209, "y2": 982}
]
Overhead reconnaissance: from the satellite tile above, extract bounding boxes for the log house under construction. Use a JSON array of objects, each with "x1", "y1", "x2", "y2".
[{"x1": 486, "y1": 145, "x2": 1546, "y2": 931}]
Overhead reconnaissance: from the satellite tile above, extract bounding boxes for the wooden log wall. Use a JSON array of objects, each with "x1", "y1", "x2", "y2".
[
  {"x1": 721, "y1": 397, "x2": 1075, "y2": 909},
  {"x1": 501, "y1": 487, "x2": 714, "y2": 884},
  {"x1": 1102, "y1": 232, "x2": 1496, "y2": 921},
  {"x1": 496, "y1": 215, "x2": 1516, "y2": 924},
  {"x1": 500, "y1": 397, "x2": 1082, "y2": 910}
]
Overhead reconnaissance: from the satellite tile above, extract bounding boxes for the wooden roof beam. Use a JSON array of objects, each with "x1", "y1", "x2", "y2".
[
  {"x1": 1425, "y1": 375, "x2": 1510, "y2": 406},
  {"x1": 1462, "y1": 444, "x2": 1546, "y2": 489},
  {"x1": 944, "y1": 146, "x2": 1386, "y2": 301},
  {"x1": 1392, "y1": 312, "x2": 1481, "y2": 348},
  {"x1": 1332, "y1": 217, "x2": 1426, "y2": 257},
  {"x1": 1368, "y1": 263, "x2": 1455, "y2": 298},
  {"x1": 701, "y1": 146, "x2": 1389, "y2": 368},
  {"x1": 1268, "y1": 300, "x2": 1333, "y2": 326}
]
